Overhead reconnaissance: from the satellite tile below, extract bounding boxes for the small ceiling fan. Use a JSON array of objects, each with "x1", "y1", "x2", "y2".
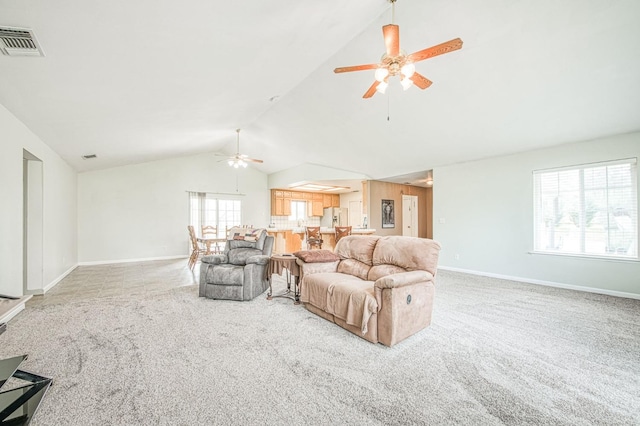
[
  {"x1": 334, "y1": 0, "x2": 463, "y2": 98},
  {"x1": 222, "y1": 129, "x2": 263, "y2": 168}
]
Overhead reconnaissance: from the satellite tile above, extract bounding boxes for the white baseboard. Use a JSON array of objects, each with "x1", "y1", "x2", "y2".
[
  {"x1": 78, "y1": 255, "x2": 188, "y2": 266},
  {"x1": 439, "y1": 266, "x2": 640, "y2": 300},
  {"x1": 24, "y1": 264, "x2": 79, "y2": 295},
  {"x1": 0, "y1": 295, "x2": 32, "y2": 324}
]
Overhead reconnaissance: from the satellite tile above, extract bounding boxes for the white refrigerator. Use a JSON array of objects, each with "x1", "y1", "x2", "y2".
[{"x1": 321, "y1": 207, "x2": 349, "y2": 228}]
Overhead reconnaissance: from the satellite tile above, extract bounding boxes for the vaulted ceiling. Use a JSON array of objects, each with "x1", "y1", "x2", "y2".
[{"x1": 1, "y1": 0, "x2": 639, "y2": 182}]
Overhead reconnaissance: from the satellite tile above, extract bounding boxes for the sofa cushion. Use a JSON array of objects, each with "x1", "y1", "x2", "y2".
[
  {"x1": 301, "y1": 272, "x2": 353, "y2": 310},
  {"x1": 294, "y1": 249, "x2": 340, "y2": 263},
  {"x1": 372, "y1": 236, "x2": 441, "y2": 275},
  {"x1": 206, "y1": 264, "x2": 244, "y2": 286},
  {"x1": 228, "y1": 248, "x2": 263, "y2": 265},
  {"x1": 337, "y1": 258, "x2": 371, "y2": 281},
  {"x1": 328, "y1": 280, "x2": 378, "y2": 335},
  {"x1": 334, "y1": 235, "x2": 380, "y2": 266},
  {"x1": 368, "y1": 264, "x2": 407, "y2": 281}
]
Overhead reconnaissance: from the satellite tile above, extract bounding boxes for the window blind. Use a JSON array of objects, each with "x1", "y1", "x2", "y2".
[{"x1": 533, "y1": 158, "x2": 638, "y2": 259}]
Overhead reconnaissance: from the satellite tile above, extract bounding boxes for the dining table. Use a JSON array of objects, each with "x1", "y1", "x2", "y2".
[{"x1": 196, "y1": 236, "x2": 226, "y2": 255}]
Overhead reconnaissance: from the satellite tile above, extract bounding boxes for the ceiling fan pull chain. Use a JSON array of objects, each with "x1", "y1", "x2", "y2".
[{"x1": 387, "y1": 94, "x2": 391, "y2": 121}]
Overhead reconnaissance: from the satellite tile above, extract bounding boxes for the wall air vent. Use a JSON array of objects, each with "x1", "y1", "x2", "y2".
[
  {"x1": 82, "y1": 154, "x2": 97, "y2": 160},
  {"x1": 0, "y1": 26, "x2": 44, "y2": 57}
]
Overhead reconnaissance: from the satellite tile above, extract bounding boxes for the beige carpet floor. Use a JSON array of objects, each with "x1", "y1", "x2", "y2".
[{"x1": 1, "y1": 263, "x2": 638, "y2": 425}]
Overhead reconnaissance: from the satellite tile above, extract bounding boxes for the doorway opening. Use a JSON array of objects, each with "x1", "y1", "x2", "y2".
[{"x1": 23, "y1": 149, "x2": 43, "y2": 295}]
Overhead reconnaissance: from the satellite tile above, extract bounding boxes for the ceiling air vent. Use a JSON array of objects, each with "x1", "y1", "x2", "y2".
[
  {"x1": 82, "y1": 154, "x2": 97, "y2": 160},
  {"x1": 0, "y1": 26, "x2": 44, "y2": 57}
]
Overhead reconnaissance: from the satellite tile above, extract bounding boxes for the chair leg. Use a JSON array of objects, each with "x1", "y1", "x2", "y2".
[{"x1": 188, "y1": 249, "x2": 199, "y2": 270}]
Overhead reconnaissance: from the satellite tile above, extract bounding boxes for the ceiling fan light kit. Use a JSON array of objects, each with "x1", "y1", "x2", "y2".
[
  {"x1": 334, "y1": 0, "x2": 463, "y2": 98},
  {"x1": 223, "y1": 129, "x2": 263, "y2": 168}
]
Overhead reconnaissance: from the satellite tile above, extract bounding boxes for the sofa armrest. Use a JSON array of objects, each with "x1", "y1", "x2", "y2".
[
  {"x1": 202, "y1": 254, "x2": 227, "y2": 265},
  {"x1": 374, "y1": 270, "x2": 436, "y2": 347},
  {"x1": 295, "y1": 258, "x2": 339, "y2": 281},
  {"x1": 246, "y1": 255, "x2": 269, "y2": 266},
  {"x1": 374, "y1": 270, "x2": 433, "y2": 290}
]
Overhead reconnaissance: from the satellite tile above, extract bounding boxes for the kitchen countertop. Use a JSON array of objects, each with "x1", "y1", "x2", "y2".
[{"x1": 266, "y1": 227, "x2": 376, "y2": 234}]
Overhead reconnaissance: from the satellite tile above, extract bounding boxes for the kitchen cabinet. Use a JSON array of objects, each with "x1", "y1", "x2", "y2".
[
  {"x1": 271, "y1": 190, "x2": 291, "y2": 216},
  {"x1": 272, "y1": 189, "x2": 338, "y2": 216},
  {"x1": 308, "y1": 200, "x2": 324, "y2": 216}
]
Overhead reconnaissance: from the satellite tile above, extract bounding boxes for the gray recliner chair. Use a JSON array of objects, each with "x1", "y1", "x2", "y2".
[{"x1": 199, "y1": 232, "x2": 274, "y2": 301}]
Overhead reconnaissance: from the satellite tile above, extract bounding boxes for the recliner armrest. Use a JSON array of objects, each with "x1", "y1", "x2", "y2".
[
  {"x1": 374, "y1": 270, "x2": 433, "y2": 289},
  {"x1": 202, "y1": 254, "x2": 227, "y2": 265},
  {"x1": 246, "y1": 255, "x2": 270, "y2": 265}
]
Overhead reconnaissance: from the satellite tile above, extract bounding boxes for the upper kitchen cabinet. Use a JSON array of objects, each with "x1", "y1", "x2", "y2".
[
  {"x1": 309, "y1": 200, "x2": 324, "y2": 216},
  {"x1": 271, "y1": 189, "x2": 340, "y2": 216},
  {"x1": 271, "y1": 190, "x2": 291, "y2": 216},
  {"x1": 322, "y1": 194, "x2": 341, "y2": 208},
  {"x1": 322, "y1": 194, "x2": 332, "y2": 208}
]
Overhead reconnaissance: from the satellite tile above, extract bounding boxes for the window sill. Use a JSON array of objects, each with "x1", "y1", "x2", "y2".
[{"x1": 529, "y1": 251, "x2": 639, "y2": 263}]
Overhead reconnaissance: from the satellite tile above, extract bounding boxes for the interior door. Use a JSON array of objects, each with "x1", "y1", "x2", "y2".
[
  {"x1": 348, "y1": 201, "x2": 362, "y2": 227},
  {"x1": 402, "y1": 195, "x2": 418, "y2": 237}
]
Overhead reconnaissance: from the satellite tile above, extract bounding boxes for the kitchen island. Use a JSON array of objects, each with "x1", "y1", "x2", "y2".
[{"x1": 266, "y1": 227, "x2": 376, "y2": 254}]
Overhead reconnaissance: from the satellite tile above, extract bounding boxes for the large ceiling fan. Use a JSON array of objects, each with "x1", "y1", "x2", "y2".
[
  {"x1": 334, "y1": 0, "x2": 463, "y2": 98},
  {"x1": 224, "y1": 129, "x2": 263, "y2": 168}
]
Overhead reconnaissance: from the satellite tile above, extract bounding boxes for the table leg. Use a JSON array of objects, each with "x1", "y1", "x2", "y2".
[{"x1": 266, "y1": 276, "x2": 273, "y2": 300}]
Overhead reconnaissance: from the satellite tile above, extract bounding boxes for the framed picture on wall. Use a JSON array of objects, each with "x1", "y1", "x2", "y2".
[{"x1": 382, "y1": 199, "x2": 394, "y2": 228}]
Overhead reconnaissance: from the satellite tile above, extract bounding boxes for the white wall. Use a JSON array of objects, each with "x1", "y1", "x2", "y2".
[
  {"x1": 433, "y1": 132, "x2": 640, "y2": 296},
  {"x1": 78, "y1": 153, "x2": 269, "y2": 263},
  {"x1": 0, "y1": 104, "x2": 78, "y2": 297}
]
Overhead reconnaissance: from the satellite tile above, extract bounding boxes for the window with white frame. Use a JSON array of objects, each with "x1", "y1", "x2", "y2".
[
  {"x1": 189, "y1": 192, "x2": 242, "y2": 237},
  {"x1": 289, "y1": 200, "x2": 307, "y2": 221},
  {"x1": 533, "y1": 158, "x2": 638, "y2": 259}
]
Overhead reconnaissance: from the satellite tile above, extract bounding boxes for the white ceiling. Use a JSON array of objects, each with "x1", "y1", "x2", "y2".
[{"x1": 1, "y1": 0, "x2": 639, "y2": 182}]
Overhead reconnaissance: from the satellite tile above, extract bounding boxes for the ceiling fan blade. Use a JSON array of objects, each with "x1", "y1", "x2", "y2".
[
  {"x1": 383, "y1": 24, "x2": 400, "y2": 57},
  {"x1": 244, "y1": 158, "x2": 263, "y2": 163},
  {"x1": 334, "y1": 64, "x2": 378, "y2": 73},
  {"x1": 363, "y1": 81, "x2": 380, "y2": 98},
  {"x1": 407, "y1": 38, "x2": 463, "y2": 63},
  {"x1": 410, "y1": 72, "x2": 433, "y2": 90}
]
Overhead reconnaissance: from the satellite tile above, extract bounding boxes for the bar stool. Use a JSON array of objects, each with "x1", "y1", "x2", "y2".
[
  {"x1": 335, "y1": 226, "x2": 352, "y2": 244},
  {"x1": 305, "y1": 226, "x2": 323, "y2": 250}
]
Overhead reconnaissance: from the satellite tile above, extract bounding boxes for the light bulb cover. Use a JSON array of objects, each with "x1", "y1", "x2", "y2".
[
  {"x1": 227, "y1": 159, "x2": 234, "y2": 166},
  {"x1": 374, "y1": 67, "x2": 389, "y2": 82},
  {"x1": 401, "y1": 62, "x2": 415, "y2": 78},
  {"x1": 401, "y1": 76, "x2": 414, "y2": 90},
  {"x1": 376, "y1": 80, "x2": 388, "y2": 94}
]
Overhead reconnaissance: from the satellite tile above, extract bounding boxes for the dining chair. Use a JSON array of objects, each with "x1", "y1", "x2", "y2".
[
  {"x1": 187, "y1": 225, "x2": 203, "y2": 270},
  {"x1": 201, "y1": 225, "x2": 222, "y2": 254},
  {"x1": 305, "y1": 226, "x2": 323, "y2": 250},
  {"x1": 335, "y1": 226, "x2": 352, "y2": 244},
  {"x1": 201, "y1": 225, "x2": 217, "y2": 237}
]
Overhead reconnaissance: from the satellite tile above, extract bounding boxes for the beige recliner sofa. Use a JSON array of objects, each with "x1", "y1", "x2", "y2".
[{"x1": 296, "y1": 235, "x2": 441, "y2": 347}]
